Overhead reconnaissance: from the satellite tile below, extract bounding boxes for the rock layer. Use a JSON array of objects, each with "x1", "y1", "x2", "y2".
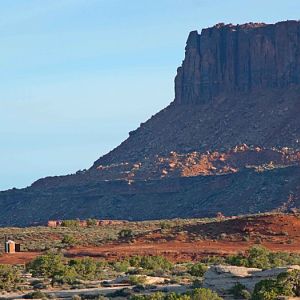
[
  {"x1": 175, "y1": 21, "x2": 300, "y2": 104},
  {"x1": 204, "y1": 265, "x2": 300, "y2": 297}
]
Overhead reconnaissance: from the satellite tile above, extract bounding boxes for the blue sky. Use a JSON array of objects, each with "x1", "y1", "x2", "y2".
[{"x1": 1, "y1": 0, "x2": 299, "y2": 190}]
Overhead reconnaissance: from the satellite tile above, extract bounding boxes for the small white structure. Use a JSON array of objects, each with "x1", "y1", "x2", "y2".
[{"x1": 5, "y1": 240, "x2": 16, "y2": 253}]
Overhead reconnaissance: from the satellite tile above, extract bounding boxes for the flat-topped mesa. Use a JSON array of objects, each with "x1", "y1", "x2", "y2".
[{"x1": 174, "y1": 21, "x2": 300, "y2": 104}]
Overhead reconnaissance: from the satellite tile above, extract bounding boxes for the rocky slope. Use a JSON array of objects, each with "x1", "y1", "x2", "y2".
[
  {"x1": 94, "y1": 21, "x2": 300, "y2": 165},
  {"x1": 1, "y1": 21, "x2": 300, "y2": 226}
]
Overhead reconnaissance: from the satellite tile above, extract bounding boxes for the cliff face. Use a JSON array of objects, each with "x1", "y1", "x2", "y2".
[{"x1": 175, "y1": 21, "x2": 300, "y2": 104}]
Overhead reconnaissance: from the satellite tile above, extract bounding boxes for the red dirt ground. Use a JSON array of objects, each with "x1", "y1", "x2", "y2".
[
  {"x1": 0, "y1": 252, "x2": 41, "y2": 265},
  {"x1": 1, "y1": 213, "x2": 300, "y2": 264},
  {"x1": 66, "y1": 213, "x2": 300, "y2": 262}
]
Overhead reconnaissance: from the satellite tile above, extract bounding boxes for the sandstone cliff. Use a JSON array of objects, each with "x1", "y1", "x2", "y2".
[{"x1": 175, "y1": 21, "x2": 300, "y2": 104}]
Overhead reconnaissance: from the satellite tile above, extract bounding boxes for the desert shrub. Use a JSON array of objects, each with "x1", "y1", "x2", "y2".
[
  {"x1": 24, "y1": 291, "x2": 48, "y2": 299},
  {"x1": 229, "y1": 283, "x2": 251, "y2": 299},
  {"x1": 68, "y1": 257, "x2": 101, "y2": 280},
  {"x1": 61, "y1": 220, "x2": 80, "y2": 227},
  {"x1": 226, "y1": 252, "x2": 249, "y2": 267},
  {"x1": 240, "y1": 289, "x2": 251, "y2": 299},
  {"x1": 251, "y1": 270, "x2": 300, "y2": 300},
  {"x1": 201, "y1": 256, "x2": 225, "y2": 265},
  {"x1": 27, "y1": 253, "x2": 99, "y2": 285},
  {"x1": 276, "y1": 269, "x2": 300, "y2": 296},
  {"x1": 188, "y1": 262, "x2": 208, "y2": 277},
  {"x1": 138, "y1": 256, "x2": 173, "y2": 271},
  {"x1": 115, "y1": 255, "x2": 173, "y2": 273},
  {"x1": 129, "y1": 256, "x2": 143, "y2": 268},
  {"x1": 0, "y1": 264, "x2": 22, "y2": 291},
  {"x1": 130, "y1": 288, "x2": 222, "y2": 300},
  {"x1": 128, "y1": 275, "x2": 147, "y2": 285},
  {"x1": 86, "y1": 219, "x2": 98, "y2": 227},
  {"x1": 62, "y1": 234, "x2": 78, "y2": 247},
  {"x1": 107, "y1": 287, "x2": 134, "y2": 298},
  {"x1": 247, "y1": 246, "x2": 270, "y2": 269},
  {"x1": 226, "y1": 246, "x2": 300, "y2": 269},
  {"x1": 268, "y1": 251, "x2": 300, "y2": 267},
  {"x1": 251, "y1": 279, "x2": 284, "y2": 300},
  {"x1": 26, "y1": 252, "x2": 65, "y2": 279},
  {"x1": 27, "y1": 251, "x2": 107, "y2": 284},
  {"x1": 52, "y1": 265, "x2": 78, "y2": 285},
  {"x1": 160, "y1": 221, "x2": 172, "y2": 230},
  {"x1": 190, "y1": 288, "x2": 223, "y2": 300},
  {"x1": 118, "y1": 229, "x2": 134, "y2": 239},
  {"x1": 226, "y1": 246, "x2": 270, "y2": 269},
  {"x1": 112, "y1": 260, "x2": 131, "y2": 272}
]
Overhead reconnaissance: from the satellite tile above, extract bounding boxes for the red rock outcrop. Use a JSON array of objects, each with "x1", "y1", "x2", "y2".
[{"x1": 175, "y1": 21, "x2": 300, "y2": 104}]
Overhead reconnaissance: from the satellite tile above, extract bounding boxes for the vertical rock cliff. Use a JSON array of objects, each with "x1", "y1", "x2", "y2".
[{"x1": 175, "y1": 21, "x2": 300, "y2": 104}]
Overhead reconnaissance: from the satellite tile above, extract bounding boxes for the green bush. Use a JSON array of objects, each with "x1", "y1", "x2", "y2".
[
  {"x1": 62, "y1": 234, "x2": 78, "y2": 247},
  {"x1": 113, "y1": 260, "x2": 131, "y2": 272},
  {"x1": 86, "y1": 219, "x2": 98, "y2": 227},
  {"x1": 160, "y1": 222, "x2": 172, "y2": 230},
  {"x1": 27, "y1": 253, "x2": 104, "y2": 285},
  {"x1": 139, "y1": 256, "x2": 173, "y2": 271},
  {"x1": 68, "y1": 257, "x2": 101, "y2": 280},
  {"x1": 130, "y1": 288, "x2": 222, "y2": 300},
  {"x1": 61, "y1": 220, "x2": 80, "y2": 227},
  {"x1": 247, "y1": 246, "x2": 271, "y2": 269},
  {"x1": 251, "y1": 270, "x2": 300, "y2": 300},
  {"x1": 276, "y1": 269, "x2": 300, "y2": 296},
  {"x1": 113, "y1": 255, "x2": 173, "y2": 273},
  {"x1": 191, "y1": 288, "x2": 223, "y2": 300},
  {"x1": 201, "y1": 256, "x2": 225, "y2": 265},
  {"x1": 128, "y1": 275, "x2": 147, "y2": 285},
  {"x1": 251, "y1": 279, "x2": 283, "y2": 300},
  {"x1": 0, "y1": 264, "x2": 22, "y2": 291},
  {"x1": 188, "y1": 263, "x2": 208, "y2": 277},
  {"x1": 229, "y1": 283, "x2": 251, "y2": 299},
  {"x1": 118, "y1": 229, "x2": 134, "y2": 239},
  {"x1": 26, "y1": 252, "x2": 65, "y2": 279},
  {"x1": 226, "y1": 246, "x2": 300, "y2": 269},
  {"x1": 24, "y1": 291, "x2": 47, "y2": 299}
]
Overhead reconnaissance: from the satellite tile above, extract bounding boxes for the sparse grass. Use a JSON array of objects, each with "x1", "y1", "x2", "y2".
[{"x1": 0, "y1": 217, "x2": 220, "y2": 252}]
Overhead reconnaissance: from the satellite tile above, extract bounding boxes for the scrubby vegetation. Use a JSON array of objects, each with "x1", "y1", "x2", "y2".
[
  {"x1": 26, "y1": 252, "x2": 106, "y2": 285},
  {"x1": 226, "y1": 245, "x2": 300, "y2": 269},
  {"x1": 2, "y1": 215, "x2": 300, "y2": 299},
  {"x1": 188, "y1": 263, "x2": 208, "y2": 277},
  {"x1": 0, "y1": 217, "x2": 215, "y2": 253},
  {"x1": 0, "y1": 264, "x2": 22, "y2": 291},
  {"x1": 229, "y1": 283, "x2": 251, "y2": 299},
  {"x1": 131, "y1": 288, "x2": 223, "y2": 300},
  {"x1": 252, "y1": 269, "x2": 300, "y2": 299},
  {"x1": 118, "y1": 229, "x2": 134, "y2": 239}
]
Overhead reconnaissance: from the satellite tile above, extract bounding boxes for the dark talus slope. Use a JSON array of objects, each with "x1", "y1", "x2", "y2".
[
  {"x1": 94, "y1": 21, "x2": 300, "y2": 166},
  {"x1": 0, "y1": 166, "x2": 300, "y2": 227},
  {"x1": 1, "y1": 21, "x2": 300, "y2": 226},
  {"x1": 93, "y1": 87, "x2": 300, "y2": 167}
]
